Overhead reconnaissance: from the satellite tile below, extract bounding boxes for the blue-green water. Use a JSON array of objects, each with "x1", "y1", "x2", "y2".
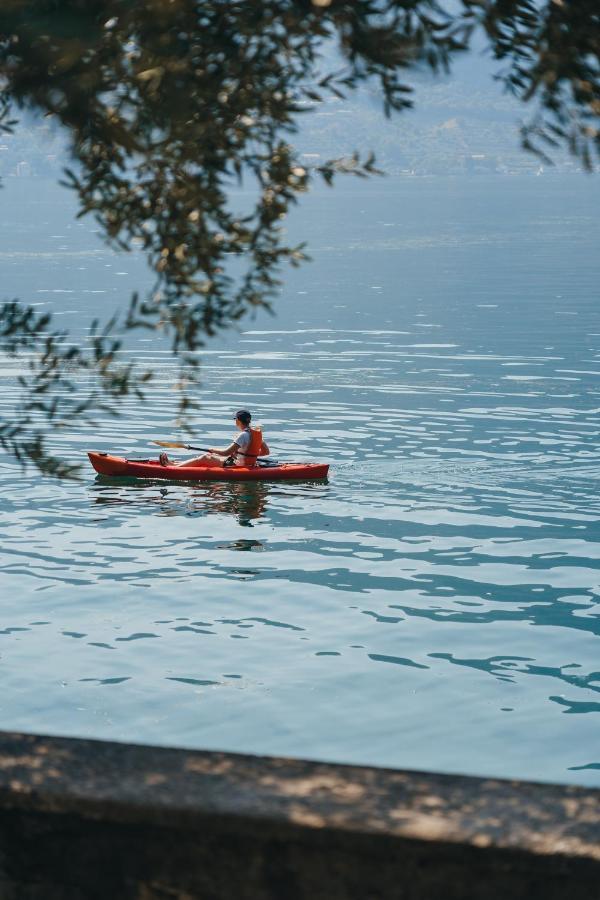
[{"x1": 0, "y1": 176, "x2": 599, "y2": 786}]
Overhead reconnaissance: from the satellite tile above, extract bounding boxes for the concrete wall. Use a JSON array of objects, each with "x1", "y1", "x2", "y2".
[{"x1": 0, "y1": 730, "x2": 597, "y2": 899}]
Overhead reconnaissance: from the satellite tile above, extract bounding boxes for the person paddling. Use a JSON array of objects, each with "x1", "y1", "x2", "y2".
[{"x1": 159, "y1": 410, "x2": 269, "y2": 468}]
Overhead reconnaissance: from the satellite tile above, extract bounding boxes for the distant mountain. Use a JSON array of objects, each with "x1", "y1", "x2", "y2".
[
  {"x1": 294, "y1": 48, "x2": 576, "y2": 175},
  {"x1": 1, "y1": 48, "x2": 577, "y2": 180}
]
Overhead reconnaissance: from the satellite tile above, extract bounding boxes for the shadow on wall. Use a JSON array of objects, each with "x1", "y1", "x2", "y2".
[{"x1": 0, "y1": 730, "x2": 597, "y2": 899}]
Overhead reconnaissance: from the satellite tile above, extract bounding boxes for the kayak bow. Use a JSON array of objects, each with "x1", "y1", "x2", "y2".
[{"x1": 88, "y1": 451, "x2": 329, "y2": 482}]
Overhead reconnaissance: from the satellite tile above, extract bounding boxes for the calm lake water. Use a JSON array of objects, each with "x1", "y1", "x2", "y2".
[{"x1": 0, "y1": 175, "x2": 599, "y2": 787}]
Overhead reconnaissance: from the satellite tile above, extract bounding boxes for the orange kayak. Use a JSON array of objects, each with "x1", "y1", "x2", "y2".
[{"x1": 88, "y1": 451, "x2": 329, "y2": 482}]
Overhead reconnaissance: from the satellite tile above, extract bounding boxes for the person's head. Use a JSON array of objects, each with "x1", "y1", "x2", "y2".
[{"x1": 235, "y1": 409, "x2": 252, "y2": 428}]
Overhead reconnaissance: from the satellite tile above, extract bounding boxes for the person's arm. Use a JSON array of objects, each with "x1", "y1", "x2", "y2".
[
  {"x1": 209, "y1": 441, "x2": 239, "y2": 457},
  {"x1": 260, "y1": 440, "x2": 269, "y2": 455}
]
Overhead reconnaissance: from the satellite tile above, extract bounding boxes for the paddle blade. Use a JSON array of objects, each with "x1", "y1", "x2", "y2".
[{"x1": 152, "y1": 440, "x2": 190, "y2": 449}]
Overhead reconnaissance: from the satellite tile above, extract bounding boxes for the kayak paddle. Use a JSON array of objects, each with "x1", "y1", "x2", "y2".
[{"x1": 152, "y1": 440, "x2": 270, "y2": 459}]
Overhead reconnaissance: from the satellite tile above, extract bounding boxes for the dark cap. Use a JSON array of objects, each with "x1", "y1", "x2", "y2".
[{"x1": 235, "y1": 409, "x2": 252, "y2": 425}]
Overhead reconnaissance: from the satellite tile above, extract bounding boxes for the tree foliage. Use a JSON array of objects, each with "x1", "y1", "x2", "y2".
[{"x1": 0, "y1": 0, "x2": 598, "y2": 473}]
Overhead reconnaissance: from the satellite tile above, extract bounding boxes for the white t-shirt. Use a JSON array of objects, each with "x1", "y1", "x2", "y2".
[{"x1": 233, "y1": 429, "x2": 252, "y2": 466}]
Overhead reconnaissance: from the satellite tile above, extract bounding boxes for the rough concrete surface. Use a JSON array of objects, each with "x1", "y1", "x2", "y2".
[{"x1": 0, "y1": 731, "x2": 597, "y2": 898}]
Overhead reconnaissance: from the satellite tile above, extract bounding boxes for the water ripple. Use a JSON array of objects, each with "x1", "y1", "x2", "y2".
[{"x1": 0, "y1": 176, "x2": 599, "y2": 785}]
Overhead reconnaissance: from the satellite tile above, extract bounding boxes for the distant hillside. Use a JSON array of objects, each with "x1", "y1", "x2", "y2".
[
  {"x1": 1, "y1": 51, "x2": 579, "y2": 180},
  {"x1": 0, "y1": 109, "x2": 67, "y2": 179},
  {"x1": 294, "y1": 50, "x2": 577, "y2": 175}
]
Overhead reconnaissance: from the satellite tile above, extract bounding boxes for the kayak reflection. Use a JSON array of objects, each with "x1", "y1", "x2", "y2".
[{"x1": 91, "y1": 475, "x2": 272, "y2": 525}]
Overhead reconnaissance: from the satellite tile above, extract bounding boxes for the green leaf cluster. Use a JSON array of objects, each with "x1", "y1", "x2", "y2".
[{"x1": 0, "y1": 1, "x2": 597, "y2": 473}]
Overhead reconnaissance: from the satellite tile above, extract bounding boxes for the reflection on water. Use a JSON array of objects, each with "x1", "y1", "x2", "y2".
[
  {"x1": 91, "y1": 477, "x2": 277, "y2": 526},
  {"x1": 0, "y1": 176, "x2": 599, "y2": 787},
  {"x1": 219, "y1": 540, "x2": 265, "y2": 552}
]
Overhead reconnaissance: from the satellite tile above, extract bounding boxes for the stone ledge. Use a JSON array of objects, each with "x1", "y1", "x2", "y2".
[{"x1": 0, "y1": 730, "x2": 597, "y2": 899}]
